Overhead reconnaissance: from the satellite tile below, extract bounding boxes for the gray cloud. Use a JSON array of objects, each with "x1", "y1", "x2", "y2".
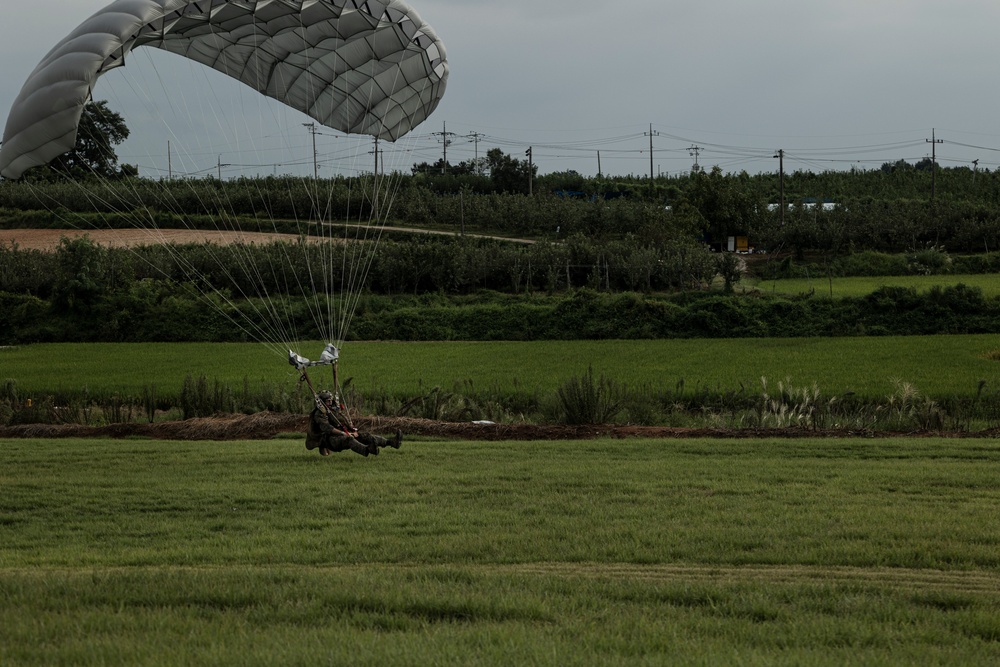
[{"x1": 4, "y1": 0, "x2": 1000, "y2": 178}]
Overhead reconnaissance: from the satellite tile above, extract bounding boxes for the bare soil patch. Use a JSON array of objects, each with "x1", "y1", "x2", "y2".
[
  {"x1": 1, "y1": 412, "x2": 997, "y2": 441},
  {"x1": 0, "y1": 226, "x2": 532, "y2": 251},
  {"x1": 0, "y1": 228, "x2": 310, "y2": 251}
]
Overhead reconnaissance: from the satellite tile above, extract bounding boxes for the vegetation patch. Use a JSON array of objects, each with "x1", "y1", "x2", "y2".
[
  {"x1": 2, "y1": 437, "x2": 1000, "y2": 665},
  {"x1": 3, "y1": 336, "x2": 1000, "y2": 431}
]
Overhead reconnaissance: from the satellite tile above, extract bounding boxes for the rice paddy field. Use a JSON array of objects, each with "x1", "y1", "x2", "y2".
[
  {"x1": 2, "y1": 435, "x2": 1000, "y2": 665},
  {"x1": 4, "y1": 335, "x2": 1000, "y2": 401},
  {"x1": 745, "y1": 273, "x2": 1000, "y2": 298}
]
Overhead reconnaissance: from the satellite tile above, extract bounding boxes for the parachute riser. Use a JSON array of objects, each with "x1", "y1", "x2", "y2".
[
  {"x1": 290, "y1": 343, "x2": 356, "y2": 434},
  {"x1": 330, "y1": 360, "x2": 357, "y2": 433},
  {"x1": 296, "y1": 367, "x2": 323, "y2": 411}
]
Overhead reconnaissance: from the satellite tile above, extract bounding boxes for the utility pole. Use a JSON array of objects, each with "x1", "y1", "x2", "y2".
[
  {"x1": 774, "y1": 149, "x2": 785, "y2": 226},
  {"x1": 644, "y1": 123, "x2": 660, "y2": 183},
  {"x1": 433, "y1": 121, "x2": 455, "y2": 173},
  {"x1": 525, "y1": 146, "x2": 533, "y2": 196},
  {"x1": 926, "y1": 128, "x2": 943, "y2": 202},
  {"x1": 303, "y1": 122, "x2": 318, "y2": 180},
  {"x1": 217, "y1": 154, "x2": 230, "y2": 181},
  {"x1": 597, "y1": 150, "x2": 602, "y2": 177},
  {"x1": 370, "y1": 136, "x2": 381, "y2": 217},
  {"x1": 973, "y1": 159, "x2": 980, "y2": 185},
  {"x1": 466, "y1": 131, "x2": 484, "y2": 173},
  {"x1": 167, "y1": 140, "x2": 172, "y2": 180},
  {"x1": 689, "y1": 145, "x2": 702, "y2": 172}
]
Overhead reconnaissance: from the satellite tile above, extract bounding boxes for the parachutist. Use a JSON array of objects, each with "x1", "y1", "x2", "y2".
[{"x1": 305, "y1": 390, "x2": 403, "y2": 458}]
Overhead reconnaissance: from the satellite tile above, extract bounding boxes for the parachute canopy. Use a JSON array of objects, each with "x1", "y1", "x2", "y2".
[{"x1": 0, "y1": 0, "x2": 449, "y2": 180}]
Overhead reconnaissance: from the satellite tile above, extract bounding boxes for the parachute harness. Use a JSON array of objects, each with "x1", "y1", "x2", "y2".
[{"x1": 290, "y1": 343, "x2": 357, "y2": 435}]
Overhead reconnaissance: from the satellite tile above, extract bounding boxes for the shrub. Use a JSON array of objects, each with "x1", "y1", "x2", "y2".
[{"x1": 553, "y1": 365, "x2": 626, "y2": 425}]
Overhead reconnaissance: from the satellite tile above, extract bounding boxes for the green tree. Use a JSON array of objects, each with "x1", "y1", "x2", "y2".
[
  {"x1": 48, "y1": 100, "x2": 136, "y2": 179},
  {"x1": 51, "y1": 236, "x2": 109, "y2": 313},
  {"x1": 684, "y1": 167, "x2": 765, "y2": 245},
  {"x1": 485, "y1": 148, "x2": 537, "y2": 194}
]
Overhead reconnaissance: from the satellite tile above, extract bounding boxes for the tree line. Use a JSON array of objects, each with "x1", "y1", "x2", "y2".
[
  {"x1": 11, "y1": 99, "x2": 1000, "y2": 257},
  {"x1": 7, "y1": 162, "x2": 1000, "y2": 255}
]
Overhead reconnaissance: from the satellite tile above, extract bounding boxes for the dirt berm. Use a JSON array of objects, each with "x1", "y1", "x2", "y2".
[{"x1": 1, "y1": 412, "x2": 998, "y2": 441}]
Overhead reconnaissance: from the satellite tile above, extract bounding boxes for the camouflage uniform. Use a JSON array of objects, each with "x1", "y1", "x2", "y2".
[{"x1": 305, "y1": 397, "x2": 401, "y2": 457}]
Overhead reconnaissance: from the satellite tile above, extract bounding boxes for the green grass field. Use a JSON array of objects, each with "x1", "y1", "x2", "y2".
[
  {"x1": 4, "y1": 335, "x2": 1000, "y2": 401},
  {"x1": 745, "y1": 273, "x2": 1000, "y2": 298},
  {"x1": 2, "y1": 436, "x2": 999, "y2": 665}
]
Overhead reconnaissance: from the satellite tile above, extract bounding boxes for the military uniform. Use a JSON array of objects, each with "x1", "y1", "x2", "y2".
[{"x1": 305, "y1": 394, "x2": 401, "y2": 457}]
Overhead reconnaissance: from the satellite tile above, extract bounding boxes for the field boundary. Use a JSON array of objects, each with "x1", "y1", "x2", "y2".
[{"x1": 2, "y1": 411, "x2": 999, "y2": 440}]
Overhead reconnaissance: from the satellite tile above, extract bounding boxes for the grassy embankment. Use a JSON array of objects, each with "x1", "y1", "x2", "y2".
[{"x1": 2, "y1": 436, "x2": 999, "y2": 665}]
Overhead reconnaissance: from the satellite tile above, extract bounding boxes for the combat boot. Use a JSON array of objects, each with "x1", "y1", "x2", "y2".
[{"x1": 348, "y1": 438, "x2": 371, "y2": 457}]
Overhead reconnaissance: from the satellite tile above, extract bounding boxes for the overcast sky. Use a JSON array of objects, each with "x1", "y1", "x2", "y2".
[{"x1": 4, "y1": 0, "x2": 1000, "y2": 179}]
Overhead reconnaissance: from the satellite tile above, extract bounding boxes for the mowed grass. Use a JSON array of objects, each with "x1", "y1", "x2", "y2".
[
  {"x1": 2, "y1": 437, "x2": 1000, "y2": 665},
  {"x1": 745, "y1": 273, "x2": 1000, "y2": 298},
  {"x1": 4, "y1": 335, "x2": 1000, "y2": 400}
]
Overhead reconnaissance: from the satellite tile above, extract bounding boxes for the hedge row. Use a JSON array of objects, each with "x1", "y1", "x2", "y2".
[
  {"x1": 3, "y1": 285, "x2": 997, "y2": 345},
  {"x1": 0, "y1": 234, "x2": 718, "y2": 300}
]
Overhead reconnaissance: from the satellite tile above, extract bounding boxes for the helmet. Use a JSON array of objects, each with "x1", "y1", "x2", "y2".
[{"x1": 318, "y1": 391, "x2": 334, "y2": 402}]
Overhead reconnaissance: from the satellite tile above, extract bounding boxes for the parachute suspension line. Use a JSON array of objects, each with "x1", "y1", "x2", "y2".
[
  {"x1": 93, "y1": 59, "x2": 302, "y2": 350},
  {"x1": 285, "y1": 7, "x2": 367, "y2": 349},
  {"x1": 221, "y1": 16, "x2": 320, "y2": 345},
  {"x1": 3, "y1": 0, "x2": 448, "y2": 361},
  {"x1": 135, "y1": 19, "x2": 305, "y2": 348},
  {"x1": 330, "y1": 65, "x2": 438, "y2": 345},
  {"x1": 123, "y1": 148, "x2": 301, "y2": 349},
  {"x1": 148, "y1": 181, "x2": 302, "y2": 348},
  {"x1": 19, "y1": 73, "x2": 423, "y2": 359},
  {"x1": 327, "y1": 54, "x2": 413, "y2": 346},
  {"x1": 129, "y1": 45, "x2": 327, "y2": 350},
  {"x1": 20, "y1": 170, "x2": 293, "y2": 359},
  {"x1": 181, "y1": 21, "x2": 308, "y2": 346}
]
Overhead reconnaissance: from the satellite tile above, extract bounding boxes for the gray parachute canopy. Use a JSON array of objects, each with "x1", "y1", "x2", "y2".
[{"x1": 0, "y1": 0, "x2": 448, "y2": 180}]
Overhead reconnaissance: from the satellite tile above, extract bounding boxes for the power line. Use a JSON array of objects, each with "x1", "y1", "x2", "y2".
[{"x1": 121, "y1": 119, "x2": 1000, "y2": 180}]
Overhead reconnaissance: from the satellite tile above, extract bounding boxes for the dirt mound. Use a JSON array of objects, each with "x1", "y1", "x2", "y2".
[
  {"x1": 0, "y1": 412, "x2": 307, "y2": 440},
  {"x1": 2, "y1": 412, "x2": 998, "y2": 441}
]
